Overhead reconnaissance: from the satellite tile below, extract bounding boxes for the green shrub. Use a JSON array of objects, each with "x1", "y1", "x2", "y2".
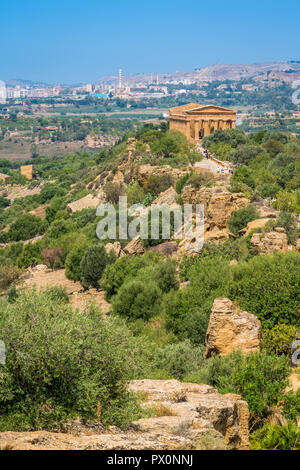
[
  {"x1": 101, "y1": 252, "x2": 159, "y2": 300},
  {"x1": 17, "y1": 242, "x2": 43, "y2": 268},
  {"x1": 39, "y1": 184, "x2": 66, "y2": 204},
  {"x1": 263, "y1": 324, "x2": 300, "y2": 355},
  {"x1": 184, "y1": 350, "x2": 290, "y2": 422},
  {"x1": 0, "y1": 265, "x2": 22, "y2": 292},
  {"x1": 153, "y1": 340, "x2": 205, "y2": 380},
  {"x1": 144, "y1": 174, "x2": 173, "y2": 197},
  {"x1": 231, "y1": 166, "x2": 255, "y2": 189},
  {"x1": 65, "y1": 244, "x2": 88, "y2": 282},
  {"x1": 8, "y1": 214, "x2": 48, "y2": 242},
  {"x1": 283, "y1": 390, "x2": 300, "y2": 423},
  {"x1": 104, "y1": 181, "x2": 126, "y2": 205},
  {"x1": 126, "y1": 183, "x2": 145, "y2": 205},
  {"x1": 44, "y1": 286, "x2": 69, "y2": 304},
  {"x1": 80, "y1": 244, "x2": 116, "y2": 289},
  {"x1": 151, "y1": 258, "x2": 179, "y2": 293},
  {"x1": 0, "y1": 196, "x2": 10, "y2": 210},
  {"x1": 228, "y1": 253, "x2": 300, "y2": 328},
  {"x1": 228, "y1": 204, "x2": 259, "y2": 235},
  {"x1": 112, "y1": 279, "x2": 162, "y2": 321},
  {"x1": 275, "y1": 211, "x2": 299, "y2": 245},
  {"x1": 164, "y1": 256, "x2": 231, "y2": 344},
  {"x1": 175, "y1": 173, "x2": 191, "y2": 194},
  {"x1": 250, "y1": 422, "x2": 300, "y2": 450},
  {"x1": 0, "y1": 290, "x2": 144, "y2": 431},
  {"x1": 187, "y1": 171, "x2": 214, "y2": 189},
  {"x1": 230, "y1": 145, "x2": 263, "y2": 165}
]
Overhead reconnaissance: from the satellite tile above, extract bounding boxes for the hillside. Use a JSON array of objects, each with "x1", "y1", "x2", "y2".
[
  {"x1": 97, "y1": 61, "x2": 300, "y2": 85},
  {"x1": 0, "y1": 123, "x2": 299, "y2": 450}
]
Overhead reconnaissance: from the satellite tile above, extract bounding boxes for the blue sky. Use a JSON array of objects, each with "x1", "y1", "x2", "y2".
[{"x1": 0, "y1": 0, "x2": 299, "y2": 84}]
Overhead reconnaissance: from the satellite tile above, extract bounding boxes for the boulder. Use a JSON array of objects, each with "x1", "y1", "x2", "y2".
[
  {"x1": 105, "y1": 241, "x2": 125, "y2": 258},
  {"x1": 152, "y1": 186, "x2": 178, "y2": 206},
  {"x1": 239, "y1": 217, "x2": 271, "y2": 236},
  {"x1": 148, "y1": 241, "x2": 178, "y2": 256},
  {"x1": 181, "y1": 186, "x2": 249, "y2": 240},
  {"x1": 250, "y1": 228, "x2": 288, "y2": 255},
  {"x1": 204, "y1": 298, "x2": 261, "y2": 359},
  {"x1": 129, "y1": 379, "x2": 250, "y2": 449},
  {"x1": 124, "y1": 236, "x2": 145, "y2": 255},
  {"x1": 67, "y1": 194, "x2": 102, "y2": 216},
  {"x1": 127, "y1": 137, "x2": 137, "y2": 162},
  {"x1": 136, "y1": 164, "x2": 188, "y2": 187},
  {"x1": 112, "y1": 170, "x2": 124, "y2": 184}
]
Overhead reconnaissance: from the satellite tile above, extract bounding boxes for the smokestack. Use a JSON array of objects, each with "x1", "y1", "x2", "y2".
[{"x1": 119, "y1": 69, "x2": 122, "y2": 88}]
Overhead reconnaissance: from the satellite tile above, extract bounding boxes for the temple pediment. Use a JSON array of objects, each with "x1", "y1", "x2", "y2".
[
  {"x1": 169, "y1": 102, "x2": 237, "y2": 142},
  {"x1": 186, "y1": 105, "x2": 236, "y2": 115},
  {"x1": 170, "y1": 104, "x2": 236, "y2": 116}
]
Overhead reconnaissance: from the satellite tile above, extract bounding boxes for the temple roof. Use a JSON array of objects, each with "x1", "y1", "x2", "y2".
[{"x1": 169, "y1": 103, "x2": 237, "y2": 115}]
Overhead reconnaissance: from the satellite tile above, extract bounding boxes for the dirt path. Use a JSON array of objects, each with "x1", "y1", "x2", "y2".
[{"x1": 287, "y1": 370, "x2": 300, "y2": 393}]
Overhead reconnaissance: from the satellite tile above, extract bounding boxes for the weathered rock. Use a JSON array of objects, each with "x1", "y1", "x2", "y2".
[
  {"x1": 0, "y1": 379, "x2": 249, "y2": 450},
  {"x1": 67, "y1": 194, "x2": 102, "y2": 215},
  {"x1": 181, "y1": 186, "x2": 249, "y2": 240},
  {"x1": 148, "y1": 241, "x2": 178, "y2": 256},
  {"x1": 129, "y1": 379, "x2": 250, "y2": 450},
  {"x1": 250, "y1": 228, "x2": 288, "y2": 255},
  {"x1": 136, "y1": 164, "x2": 188, "y2": 187},
  {"x1": 127, "y1": 137, "x2": 137, "y2": 163},
  {"x1": 204, "y1": 298, "x2": 261, "y2": 359},
  {"x1": 124, "y1": 236, "x2": 145, "y2": 255},
  {"x1": 229, "y1": 259, "x2": 238, "y2": 266},
  {"x1": 112, "y1": 170, "x2": 124, "y2": 184},
  {"x1": 105, "y1": 241, "x2": 125, "y2": 258},
  {"x1": 152, "y1": 186, "x2": 178, "y2": 206},
  {"x1": 239, "y1": 217, "x2": 271, "y2": 236}
]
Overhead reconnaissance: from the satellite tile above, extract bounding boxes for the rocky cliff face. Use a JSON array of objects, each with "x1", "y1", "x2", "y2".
[
  {"x1": 0, "y1": 379, "x2": 249, "y2": 450},
  {"x1": 181, "y1": 186, "x2": 249, "y2": 241},
  {"x1": 250, "y1": 227, "x2": 288, "y2": 255},
  {"x1": 136, "y1": 164, "x2": 189, "y2": 187},
  {"x1": 204, "y1": 298, "x2": 261, "y2": 358}
]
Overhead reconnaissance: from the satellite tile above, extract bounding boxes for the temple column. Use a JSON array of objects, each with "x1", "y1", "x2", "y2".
[
  {"x1": 232, "y1": 120, "x2": 236, "y2": 129},
  {"x1": 185, "y1": 120, "x2": 190, "y2": 140},
  {"x1": 194, "y1": 120, "x2": 199, "y2": 141},
  {"x1": 203, "y1": 120, "x2": 210, "y2": 137}
]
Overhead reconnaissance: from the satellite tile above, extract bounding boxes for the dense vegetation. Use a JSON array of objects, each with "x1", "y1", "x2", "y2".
[{"x1": 0, "y1": 123, "x2": 299, "y2": 449}]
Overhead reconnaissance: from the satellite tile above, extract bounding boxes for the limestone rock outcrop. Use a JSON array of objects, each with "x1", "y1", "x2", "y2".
[
  {"x1": 129, "y1": 379, "x2": 250, "y2": 450},
  {"x1": 152, "y1": 186, "x2": 178, "y2": 206},
  {"x1": 67, "y1": 194, "x2": 103, "y2": 216},
  {"x1": 105, "y1": 241, "x2": 125, "y2": 258},
  {"x1": 136, "y1": 164, "x2": 188, "y2": 187},
  {"x1": 124, "y1": 236, "x2": 145, "y2": 255},
  {"x1": 0, "y1": 379, "x2": 250, "y2": 450},
  {"x1": 126, "y1": 137, "x2": 137, "y2": 162},
  {"x1": 250, "y1": 227, "x2": 288, "y2": 255},
  {"x1": 204, "y1": 298, "x2": 261, "y2": 359},
  {"x1": 181, "y1": 186, "x2": 249, "y2": 240},
  {"x1": 239, "y1": 218, "x2": 271, "y2": 236}
]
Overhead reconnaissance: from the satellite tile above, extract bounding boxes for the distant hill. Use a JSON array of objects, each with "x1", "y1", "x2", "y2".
[{"x1": 97, "y1": 61, "x2": 300, "y2": 85}]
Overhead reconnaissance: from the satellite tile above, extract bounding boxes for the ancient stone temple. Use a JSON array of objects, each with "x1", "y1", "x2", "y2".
[{"x1": 169, "y1": 103, "x2": 237, "y2": 142}]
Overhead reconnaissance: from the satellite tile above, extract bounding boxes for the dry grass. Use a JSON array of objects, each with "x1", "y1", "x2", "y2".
[
  {"x1": 151, "y1": 403, "x2": 177, "y2": 417},
  {"x1": 168, "y1": 390, "x2": 187, "y2": 403}
]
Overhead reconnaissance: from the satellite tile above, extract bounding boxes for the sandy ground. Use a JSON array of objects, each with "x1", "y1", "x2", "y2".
[{"x1": 19, "y1": 267, "x2": 111, "y2": 314}]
